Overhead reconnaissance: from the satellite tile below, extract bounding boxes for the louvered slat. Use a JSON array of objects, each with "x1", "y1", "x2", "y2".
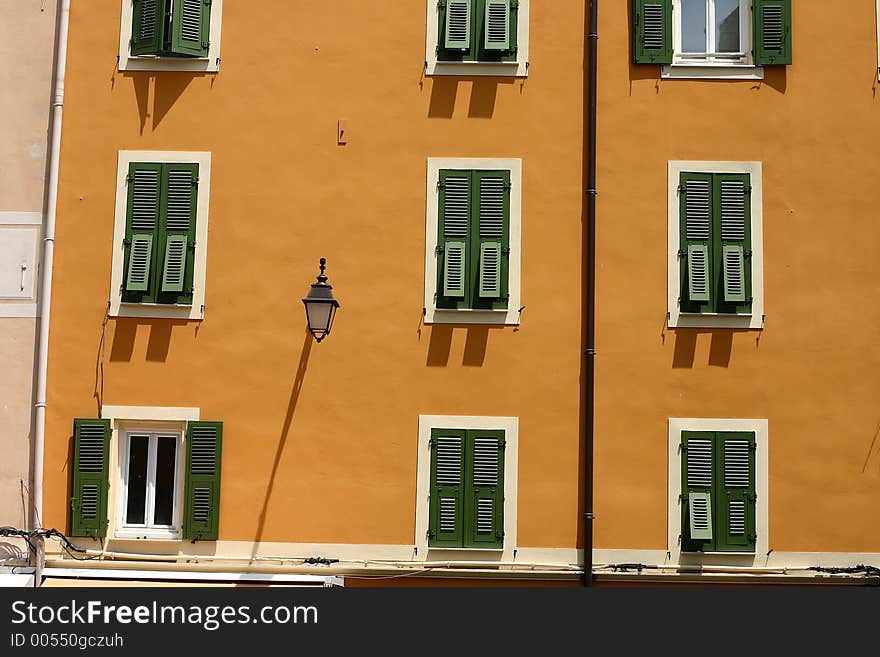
[
  {"x1": 761, "y1": 5, "x2": 783, "y2": 51},
  {"x1": 443, "y1": 177, "x2": 469, "y2": 238},
  {"x1": 78, "y1": 425, "x2": 106, "y2": 472},
  {"x1": 476, "y1": 499, "x2": 494, "y2": 533},
  {"x1": 435, "y1": 436, "x2": 462, "y2": 485},
  {"x1": 166, "y1": 170, "x2": 194, "y2": 231},
  {"x1": 443, "y1": 241, "x2": 466, "y2": 298},
  {"x1": 140, "y1": 0, "x2": 158, "y2": 40},
  {"x1": 724, "y1": 440, "x2": 750, "y2": 488},
  {"x1": 686, "y1": 438, "x2": 713, "y2": 488},
  {"x1": 161, "y1": 235, "x2": 188, "y2": 293},
  {"x1": 190, "y1": 426, "x2": 217, "y2": 475},
  {"x1": 131, "y1": 169, "x2": 159, "y2": 230},
  {"x1": 81, "y1": 485, "x2": 98, "y2": 519},
  {"x1": 473, "y1": 437, "x2": 499, "y2": 486},
  {"x1": 728, "y1": 500, "x2": 746, "y2": 535},
  {"x1": 643, "y1": 4, "x2": 665, "y2": 50},
  {"x1": 439, "y1": 497, "x2": 457, "y2": 533},
  {"x1": 688, "y1": 491, "x2": 713, "y2": 540},
  {"x1": 126, "y1": 235, "x2": 153, "y2": 292},
  {"x1": 445, "y1": 0, "x2": 471, "y2": 49},
  {"x1": 479, "y1": 177, "x2": 504, "y2": 238},
  {"x1": 479, "y1": 243, "x2": 501, "y2": 298},
  {"x1": 723, "y1": 245, "x2": 746, "y2": 302},
  {"x1": 192, "y1": 488, "x2": 211, "y2": 523},
  {"x1": 180, "y1": 0, "x2": 202, "y2": 41},
  {"x1": 720, "y1": 181, "x2": 745, "y2": 241},
  {"x1": 484, "y1": 0, "x2": 510, "y2": 51},
  {"x1": 685, "y1": 180, "x2": 710, "y2": 240}
]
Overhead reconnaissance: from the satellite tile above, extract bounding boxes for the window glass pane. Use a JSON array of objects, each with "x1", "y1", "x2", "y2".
[
  {"x1": 125, "y1": 435, "x2": 149, "y2": 525},
  {"x1": 681, "y1": 0, "x2": 707, "y2": 53},
  {"x1": 153, "y1": 436, "x2": 177, "y2": 526},
  {"x1": 715, "y1": 0, "x2": 740, "y2": 52}
]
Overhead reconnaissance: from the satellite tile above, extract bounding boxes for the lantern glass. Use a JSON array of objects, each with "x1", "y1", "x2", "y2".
[{"x1": 305, "y1": 301, "x2": 335, "y2": 337}]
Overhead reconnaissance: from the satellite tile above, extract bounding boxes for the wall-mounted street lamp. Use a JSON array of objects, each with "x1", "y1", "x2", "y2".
[{"x1": 302, "y1": 258, "x2": 340, "y2": 343}]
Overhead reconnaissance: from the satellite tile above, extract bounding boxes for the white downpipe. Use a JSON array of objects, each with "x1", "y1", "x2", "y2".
[{"x1": 34, "y1": 0, "x2": 72, "y2": 583}]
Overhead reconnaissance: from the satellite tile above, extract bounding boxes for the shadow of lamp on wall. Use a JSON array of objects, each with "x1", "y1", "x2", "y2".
[{"x1": 302, "y1": 258, "x2": 340, "y2": 343}]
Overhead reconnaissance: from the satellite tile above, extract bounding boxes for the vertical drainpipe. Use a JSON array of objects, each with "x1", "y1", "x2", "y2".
[
  {"x1": 583, "y1": 0, "x2": 598, "y2": 587},
  {"x1": 33, "y1": 0, "x2": 71, "y2": 585}
]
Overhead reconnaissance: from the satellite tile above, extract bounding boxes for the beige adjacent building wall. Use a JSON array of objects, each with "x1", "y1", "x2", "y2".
[{"x1": 0, "y1": 0, "x2": 57, "y2": 564}]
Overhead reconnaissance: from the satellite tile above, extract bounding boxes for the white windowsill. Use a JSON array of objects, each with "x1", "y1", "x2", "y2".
[
  {"x1": 114, "y1": 530, "x2": 180, "y2": 541},
  {"x1": 427, "y1": 61, "x2": 528, "y2": 78},
  {"x1": 662, "y1": 64, "x2": 765, "y2": 80},
  {"x1": 428, "y1": 308, "x2": 520, "y2": 326},
  {"x1": 114, "y1": 302, "x2": 204, "y2": 321}
]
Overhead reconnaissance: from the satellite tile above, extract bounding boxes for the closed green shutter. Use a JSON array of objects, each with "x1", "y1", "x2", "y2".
[
  {"x1": 429, "y1": 429, "x2": 466, "y2": 547},
  {"x1": 170, "y1": 0, "x2": 211, "y2": 57},
  {"x1": 474, "y1": 172, "x2": 509, "y2": 306},
  {"x1": 466, "y1": 430, "x2": 504, "y2": 548},
  {"x1": 123, "y1": 163, "x2": 162, "y2": 302},
  {"x1": 130, "y1": 0, "x2": 164, "y2": 56},
  {"x1": 444, "y1": 0, "x2": 472, "y2": 50},
  {"x1": 681, "y1": 431, "x2": 715, "y2": 551},
  {"x1": 70, "y1": 419, "x2": 111, "y2": 538},
  {"x1": 484, "y1": 0, "x2": 511, "y2": 51},
  {"x1": 716, "y1": 432, "x2": 756, "y2": 552},
  {"x1": 183, "y1": 421, "x2": 223, "y2": 541},
  {"x1": 716, "y1": 174, "x2": 751, "y2": 309},
  {"x1": 680, "y1": 173, "x2": 713, "y2": 310},
  {"x1": 438, "y1": 171, "x2": 471, "y2": 306},
  {"x1": 753, "y1": 0, "x2": 791, "y2": 66},
  {"x1": 632, "y1": 0, "x2": 672, "y2": 64},
  {"x1": 158, "y1": 164, "x2": 198, "y2": 303}
]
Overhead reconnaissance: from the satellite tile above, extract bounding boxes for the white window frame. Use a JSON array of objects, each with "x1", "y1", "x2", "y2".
[
  {"x1": 667, "y1": 160, "x2": 764, "y2": 329},
  {"x1": 668, "y1": 418, "x2": 769, "y2": 563},
  {"x1": 117, "y1": 428, "x2": 183, "y2": 540},
  {"x1": 876, "y1": 0, "x2": 880, "y2": 80},
  {"x1": 424, "y1": 157, "x2": 522, "y2": 326},
  {"x1": 425, "y1": 0, "x2": 530, "y2": 77},
  {"x1": 118, "y1": 0, "x2": 224, "y2": 73},
  {"x1": 110, "y1": 150, "x2": 211, "y2": 320},
  {"x1": 663, "y1": 0, "x2": 763, "y2": 79},
  {"x1": 415, "y1": 415, "x2": 519, "y2": 560},
  {"x1": 103, "y1": 405, "x2": 199, "y2": 541}
]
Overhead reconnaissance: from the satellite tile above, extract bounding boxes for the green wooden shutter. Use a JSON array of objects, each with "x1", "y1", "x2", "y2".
[
  {"x1": 70, "y1": 419, "x2": 111, "y2": 538},
  {"x1": 681, "y1": 431, "x2": 715, "y2": 551},
  {"x1": 716, "y1": 432, "x2": 757, "y2": 552},
  {"x1": 123, "y1": 163, "x2": 162, "y2": 301},
  {"x1": 158, "y1": 164, "x2": 198, "y2": 302},
  {"x1": 183, "y1": 421, "x2": 223, "y2": 541},
  {"x1": 438, "y1": 171, "x2": 471, "y2": 305},
  {"x1": 170, "y1": 0, "x2": 211, "y2": 57},
  {"x1": 444, "y1": 0, "x2": 472, "y2": 50},
  {"x1": 429, "y1": 429, "x2": 466, "y2": 547},
  {"x1": 130, "y1": 0, "x2": 165, "y2": 56},
  {"x1": 484, "y1": 0, "x2": 511, "y2": 51},
  {"x1": 753, "y1": 0, "x2": 791, "y2": 66},
  {"x1": 680, "y1": 173, "x2": 713, "y2": 308},
  {"x1": 632, "y1": 0, "x2": 672, "y2": 64},
  {"x1": 715, "y1": 174, "x2": 752, "y2": 311},
  {"x1": 465, "y1": 430, "x2": 504, "y2": 548},
  {"x1": 475, "y1": 171, "x2": 509, "y2": 305}
]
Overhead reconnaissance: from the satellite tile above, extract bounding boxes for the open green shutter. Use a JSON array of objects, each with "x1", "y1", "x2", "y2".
[
  {"x1": 170, "y1": 0, "x2": 211, "y2": 57},
  {"x1": 183, "y1": 421, "x2": 223, "y2": 541},
  {"x1": 717, "y1": 432, "x2": 756, "y2": 552},
  {"x1": 123, "y1": 163, "x2": 162, "y2": 299},
  {"x1": 476, "y1": 171, "x2": 509, "y2": 302},
  {"x1": 159, "y1": 164, "x2": 198, "y2": 300},
  {"x1": 632, "y1": 0, "x2": 672, "y2": 64},
  {"x1": 484, "y1": 0, "x2": 511, "y2": 51},
  {"x1": 429, "y1": 429, "x2": 465, "y2": 547},
  {"x1": 753, "y1": 0, "x2": 791, "y2": 66},
  {"x1": 716, "y1": 174, "x2": 751, "y2": 308},
  {"x1": 680, "y1": 173, "x2": 713, "y2": 306},
  {"x1": 466, "y1": 430, "x2": 504, "y2": 548},
  {"x1": 70, "y1": 419, "x2": 110, "y2": 538},
  {"x1": 681, "y1": 431, "x2": 715, "y2": 550},
  {"x1": 130, "y1": 0, "x2": 165, "y2": 55},
  {"x1": 439, "y1": 171, "x2": 471, "y2": 302},
  {"x1": 444, "y1": 0, "x2": 472, "y2": 50}
]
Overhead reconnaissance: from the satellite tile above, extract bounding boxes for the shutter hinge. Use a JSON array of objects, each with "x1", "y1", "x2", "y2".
[
  {"x1": 499, "y1": 438, "x2": 507, "y2": 448},
  {"x1": 126, "y1": 173, "x2": 134, "y2": 183},
  {"x1": 511, "y1": 0, "x2": 519, "y2": 10},
  {"x1": 744, "y1": 250, "x2": 753, "y2": 257},
  {"x1": 437, "y1": 181, "x2": 445, "y2": 189},
  {"x1": 437, "y1": 0, "x2": 447, "y2": 8},
  {"x1": 677, "y1": 249, "x2": 685, "y2": 257},
  {"x1": 678, "y1": 183, "x2": 685, "y2": 195},
  {"x1": 501, "y1": 246, "x2": 511, "y2": 255},
  {"x1": 745, "y1": 185, "x2": 753, "y2": 193},
  {"x1": 123, "y1": 238, "x2": 131, "y2": 247},
  {"x1": 679, "y1": 493, "x2": 688, "y2": 503},
  {"x1": 428, "y1": 529, "x2": 436, "y2": 538},
  {"x1": 435, "y1": 245, "x2": 444, "y2": 255},
  {"x1": 500, "y1": 293, "x2": 510, "y2": 301},
  {"x1": 428, "y1": 437, "x2": 434, "y2": 449},
  {"x1": 203, "y1": 41, "x2": 210, "y2": 48},
  {"x1": 193, "y1": 177, "x2": 200, "y2": 186},
  {"x1": 504, "y1": 182, "x2": 512, "y2": 190}
]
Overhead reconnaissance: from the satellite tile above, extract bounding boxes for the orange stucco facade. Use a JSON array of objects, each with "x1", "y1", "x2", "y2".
[{"x1": 42, "y1": 1, "x2": 880, "y2": 583}]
